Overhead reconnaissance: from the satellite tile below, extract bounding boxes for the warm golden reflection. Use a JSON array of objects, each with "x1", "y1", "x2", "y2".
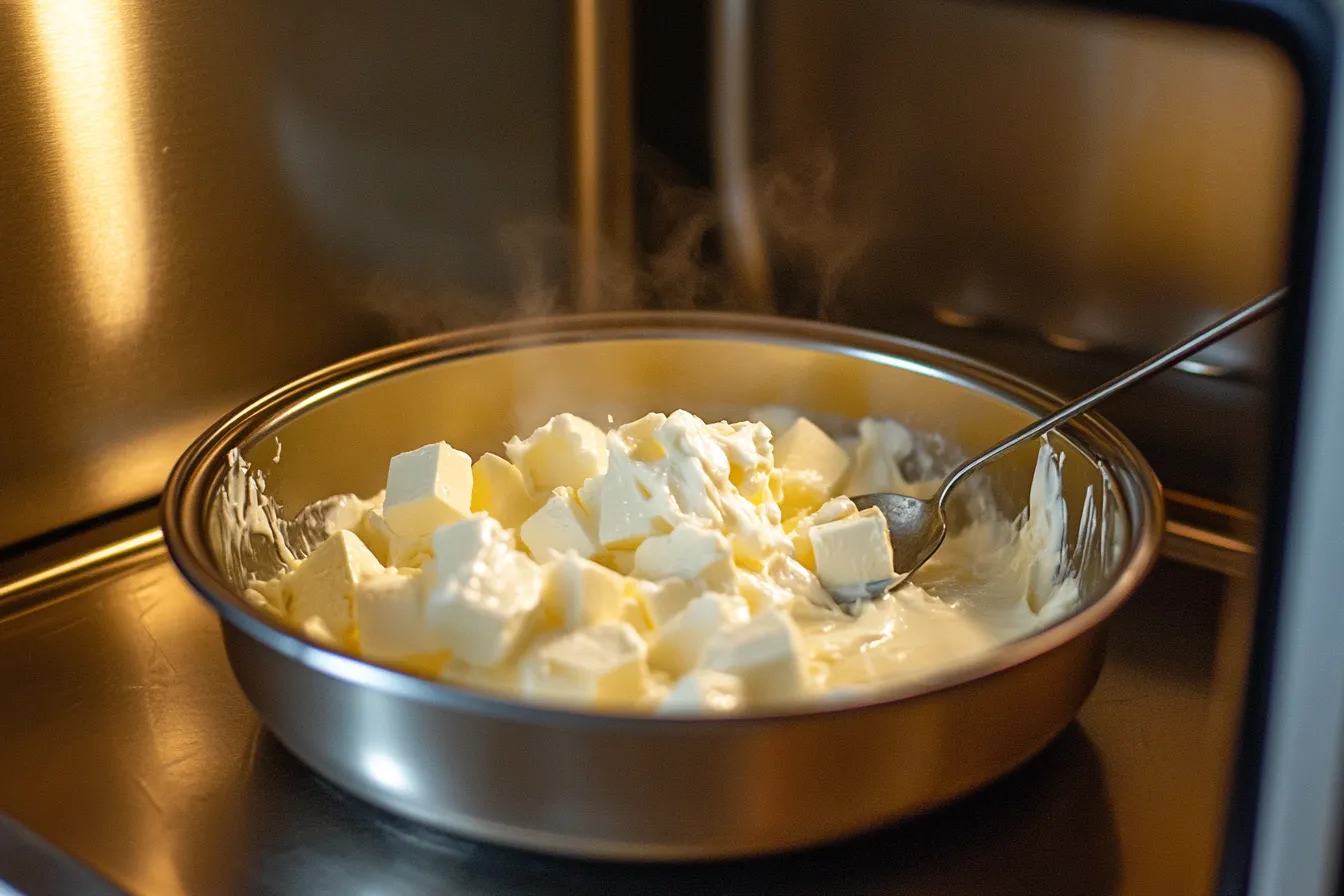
[{"x1": 30, "y1": 0, "x2": 149, "y2": 347}]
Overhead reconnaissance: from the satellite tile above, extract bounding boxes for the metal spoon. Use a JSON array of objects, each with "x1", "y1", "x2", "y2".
[{"x1": 830, "y1": 287, "x2": 1286, "y2": 605}]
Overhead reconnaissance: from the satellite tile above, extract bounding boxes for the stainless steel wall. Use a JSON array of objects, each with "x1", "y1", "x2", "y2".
[
  {"x1": 709, "y1": 0, "x2": 1297, "y2": 507},
  {"x1": 0, "y1": 0, "x2": 632, "y2": 549},
  {"x1": 0, "y1": 0, "x2": 1300, "y2": 548},
  {"x1": 721, "y1": 0, "x2": 1298, "y2": 371}
]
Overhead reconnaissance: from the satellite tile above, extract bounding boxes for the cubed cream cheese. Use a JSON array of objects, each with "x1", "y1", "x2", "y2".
[
  {"x1": 243, "y1": 578, "x2": 285, "y2": 616},
  {"x1": 423, "y1": 515, "x2": 543, "y2": 666},
  {"x1": 575, "y1": 472, "x2": 605, "y2": 514},
  {"x1": 809, "y1": 506, "x2": 896, "y2": 589},
  {"x1": 284, "y1": 529, "x2": 385, "y2": 641},
  {"x1": 634, "y1": 577, "x2": 699, "y2": 627},
  {"x1": 765, "y1": 554, "x2": 834, "y2": 609},
  {"x1": 353, "y1": 508, "x2": 393, "y2": 565},
  {"x1": 701, "y1": 609, "x2": 810, "y2": 703},
  {"x1": 353, "y1": 569, "x2": 440, "y2": 662},
  {"x1": 250, "y1": 407, "x2": 1077, "y2": 716},
  {"x1": 598, "y1": 433, "x2": 677, "y2": 550},
  {"x1": 382, "y1": 442, "x2": 473, "y2": 539},
  {"x1": 471, "y1": 452, "x2": 542, "y2": 530},
  {"x1": 657, "y1": 670, "x2": 745, "y2": 715},
  {"x1": 773, "y1": 417, "x2": 851, "y2": 509},
  {"x1": 544, "y1": 551, "x2": 631, "y2": 629},
  {"x1": 520, "y1": 621, "x2": 650, "y2": 707},
  {"x1": 788, "y1": 496, "x2": 858, "y2": 570},
  {"x1": 617, "y1": 413, "x2": 669, "y2": 461},
  {"x1": 633, "y1": 524, "x2": 736, "y2": 592},
  {"x1": 302, "y1": 616, "x2": 340, "y2": 647},
  {"x1": 603, "y1": 549, "x2": 637, "y2": 576},
  {"x1": 387, "y1": 531, "x2": 435, "y2": 569},
  {"x1": 619, "y1": 593, "x2": 653, "y2": 633},
  {"x1": 712, "y1": 420, "x2": 779, "y2": 505},
  {"x1": 737, "y1": 554, "x2": 832, "y2": 614},
  {"x1": 659, "y1": 420, "x2": 731, "y2": 527},
  {"x1": 648, "y1": 592, "x2": 750, "y2": 676},
  {"x1": 359, "y1": 507, "x2": 436, "y2": 568},
  {"x1": 718, "y1": 492, "x2": 790, "y2": 570},
  {"x1": 519, "y1": 487, "x2": 601, "y2": 561},
  {"x1": 506, "y1": 413, "x2": 609, "y2": 494}
]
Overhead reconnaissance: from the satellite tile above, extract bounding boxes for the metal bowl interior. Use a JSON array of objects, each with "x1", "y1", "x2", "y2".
[{"x1": 161, "y1": 311, "x2": 1163, "y2": 859}]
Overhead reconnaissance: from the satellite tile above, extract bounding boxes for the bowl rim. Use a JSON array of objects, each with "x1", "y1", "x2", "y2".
[{"x1": 160, "y1": 310, "x2": 1164, "y2": 729}]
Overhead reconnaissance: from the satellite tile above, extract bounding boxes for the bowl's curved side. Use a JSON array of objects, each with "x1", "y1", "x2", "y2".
[{"x1": 223, "y1": 616, "x2": 1107, "y2": 860}]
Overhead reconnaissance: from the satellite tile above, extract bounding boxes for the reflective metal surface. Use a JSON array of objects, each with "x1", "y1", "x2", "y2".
[
  {"x1": 159, "y1": 313, "x2": 1161, "y2": 859},
  {"x1": 0, "y1": 536, "x2": 1240, "y2": 894},
  {"x1": 0, "y1": 0, "x2": 633, "y2": 550},
  {"x1": 721, "y1": 0, "x2": 1297, "y2": 367},
  {"x1": 702, "y1": 0, "x2": 1293, "y2": 512},
  {"x1": 0, "y1": 816, "x2": 129, "y2": 896}
]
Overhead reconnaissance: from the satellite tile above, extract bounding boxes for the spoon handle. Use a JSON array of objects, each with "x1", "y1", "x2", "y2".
[{"x1": 936, "y1": 287, "x2": 1287, "y2": 504}]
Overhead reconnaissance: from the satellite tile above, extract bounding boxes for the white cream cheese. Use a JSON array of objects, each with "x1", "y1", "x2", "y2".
[{"x1": 232, "y1": 408, "x2": 1106, "y2": 714}]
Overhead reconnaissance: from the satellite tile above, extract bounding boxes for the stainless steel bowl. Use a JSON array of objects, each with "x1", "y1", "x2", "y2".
[{"x1": 161, "y1": 311, "x2": 1162, "y2": 860}]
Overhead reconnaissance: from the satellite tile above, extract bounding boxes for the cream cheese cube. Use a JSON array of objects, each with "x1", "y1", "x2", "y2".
[
  {"x1": 353, "y1": 508, "x2": 393, "y2": 565},
  {"x1": 633, "y1": 524, "x2": 736, "y2": 592},
  {"x1": 285, "y1": 530, "x2": 384, "y2": 641},
  {"x1": 603, "y1": 549, "x2": 637, "y2": 576},
  {"x1": 788, "y1": 496, "x2": 858, "y2": 570},
  {"x1": 736, "y1": 554, "x2": 831, "y2": 614},
  {"x1": 774, "y1": 417, "x2": 851, "y2": 508},
  {"x1": 718, "y1": 492, "x2": 790, "y2": 570},
  {"x1": 598, "y1": 433, "x2": 677, "y2": 550},
  {"x1": 519, "y1": 487, "x2": 601, "y2": 561},
  {"x1": 423, "y1": 515, "x2": 543, "y2": 666},
  {"x1": 575, "y1": 471, "x2": 605, "y2": 514},
  {"x1": 616, "y1": 412, "x2": 669, "y2": 461},
  {"x1": 356, "y1": 507, "x2": 434, "y2": 568},
  {"x1": 387, "y1": 531, "x2": 435, "y2": 569},
  {"x1": 544, "y1": 551, "x2": 631, "y2": 629},
  {"x1": 619, "y1": 593, "x2": 653, "y2": 633},
  {"x1": 302, "y1": 616, "x2": 340, "y2": 647},
  {"x1": 648, "y1": 592, "x2": 750, "y2": 676},
  {"x1": 382, "y1": 442, "x2": 473, "y2": 539},
  {"x1": 657, "y1": 670, "x2": 745, "y2": 714},
  {"x1": 736, "y1": 569, "x2": 791, "y2": 615},
  {"x1": 520, "y1": 621, "x2": 650, "y2": 708},
  {"x1": 765, "y1": 554, "x2": 834, "y2": 609},
  {"x1": 809, "y1": 506, "x2": 896, "y2": 589},
  {"x1": 243, "y1": 578, "x2": 285, "y2": 616},
  {"x1": 701, "y1": 609, "x2": 810, "y2": 703},
  {"x1": 353, "y1": 569, "x2": 441, "y2": 662},
  {"x1": 634, "y1": 578, "x2": 699, "y2": 627},
  {"x1": 505, "y1": 413, "x2": 609, "y2": 494},
  {"x1": 712, "y1": 420, "x2": 778, "y2": 505},
  {"x1": 430, "y1": 511, "x2": 509, "y2": 569},
  {"x1": 471, "y1": 452, "x2": 542, "y2": 530}
]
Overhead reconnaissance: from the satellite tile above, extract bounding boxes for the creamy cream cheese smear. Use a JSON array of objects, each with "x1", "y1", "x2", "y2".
[{"x1": 220, "y1": 409, "x2": 1102, "y2": 714}]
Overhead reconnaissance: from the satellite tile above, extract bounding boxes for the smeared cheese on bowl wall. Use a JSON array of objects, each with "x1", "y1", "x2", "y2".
[{"x1": 238, "y1": 409, "x2": 1094, "y2": 714}]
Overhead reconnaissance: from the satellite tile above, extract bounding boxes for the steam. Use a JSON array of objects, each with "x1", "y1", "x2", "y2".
[
  {"x1": 350, "y1": 145, "x2": 873, "y2": 334},
  {"x1": 751, "y1": 150, "x2": 873, "y2": 321}
]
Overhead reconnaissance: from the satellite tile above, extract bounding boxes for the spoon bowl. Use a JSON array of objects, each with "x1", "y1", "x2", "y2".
[
  {"x1": 831, "y1": 287, "x2": 1284, "y2": 606},
  {"x1": 829, "y1": 493, "x2": 947, "y2": 603}
]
